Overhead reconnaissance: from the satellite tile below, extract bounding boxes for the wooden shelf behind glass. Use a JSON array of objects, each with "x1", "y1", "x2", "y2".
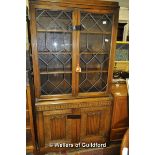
[
  {"x1": 37, "y1": 29, "x2": 111, "y2": 35},
  {"x1": 39, "y1": 70, "x2": 107, "y2": 74},
  {"x1": 38, "y1": 51, "x2": 108, "y2": 55},
  {"x1": 37, "y1": 29, "x2": 72, "y2": 33},
  {"x1": 40, "y1": 70, "x2": 72, "y2": 74},
  {"x1": 80, "y1": 52, "x2": 109, "y2": 54},
  {"x1": 80, "y1": 70, "x2": 108, "y2": 73},
  {"x1": 81, "y1": 31, "x2": 111, "y2": 35},
  {"x1": 38, "y1": 51, "x2": 72, "y2": 55}
]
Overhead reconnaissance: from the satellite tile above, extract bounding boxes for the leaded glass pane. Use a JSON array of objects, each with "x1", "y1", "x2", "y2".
[
  {"x1": 37, "y1": 32, "x2": 72, "y2": 73},
  {"x1": 37, "y1": 32, "x2": 72, "y2": 52},
  {"x1": 81, "y1": 12, "x2": 113, "y2": 33},
  {"x1": 36, "y1": 9, "x2": 72, "y2": 95},
  {"x1": 79, "y1": 73, "x2": 108, "y2": 92},
  {"x1": 36, "y1": 9, "x2": 72, "y2": 30},
  {"x1": 79, "y1": 12, "x2": 113, "y2": 93},
  {"x1": 40, "y1": 74, "x2": 72, "y2": 95}
]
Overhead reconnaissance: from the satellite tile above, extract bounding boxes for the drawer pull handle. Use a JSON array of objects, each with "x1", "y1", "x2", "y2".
[{"x1": 67, "y1": 115, "x2": 81, "y2": 119}]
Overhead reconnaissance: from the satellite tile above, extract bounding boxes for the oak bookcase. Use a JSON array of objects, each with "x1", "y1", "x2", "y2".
[{"x1": 29, "y1": 0, "x2": 119, "y2": 153}]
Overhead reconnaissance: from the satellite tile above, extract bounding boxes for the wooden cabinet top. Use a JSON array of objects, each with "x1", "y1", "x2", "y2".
[{"x1": 30, "y1": 0, "x2": 119, "y2": 8}]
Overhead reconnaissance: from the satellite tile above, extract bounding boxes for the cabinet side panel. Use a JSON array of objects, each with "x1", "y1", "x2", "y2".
[
  {"x1": 37, "y1": 111, "x2": 45, "y2": 147},
  {"x1": 30, "y1": 5, "x2": 41, "y2": 97}
]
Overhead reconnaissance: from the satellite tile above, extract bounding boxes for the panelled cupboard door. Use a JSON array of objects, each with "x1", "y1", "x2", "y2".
[
  {"x1": 43, "y1": 109, "x2": 72, "y2": 147},
  {"x1": 30, "y1": 2, "x2": 119, "y2": 99},
  {"x1": 80, "y1": 106, "x2": 112, "y2": 143},
  {"x1": 30, "y1": 6, "x2": 74, "y2": 99}
]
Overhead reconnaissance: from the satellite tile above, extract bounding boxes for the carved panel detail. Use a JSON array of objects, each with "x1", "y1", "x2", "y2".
[
  {"x1": 37, "y1": 98, "x2": 112, "y2": 146},
  {"x1": 50, "y1": 116, "x2": 66, "y2": 140},
  {"x1": 86, "y1": 111, "x2": 101, "y2": 135},
  {"x1": 80, "y1": 105, "x2": 112, "y2": 143},
  {"x1": 36, "y1": 99, "x2": 112, "y2": 111},
  {"x1": 43, "y1": 110, "x2": 72, "y2": 145}
]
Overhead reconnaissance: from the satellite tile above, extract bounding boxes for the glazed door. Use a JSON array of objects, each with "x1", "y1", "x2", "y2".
[
  {"x1": 30, "y1": 6, "x2": 118, "y2": 99},
  {"x1": 30, "y1": 5, "x2": 77, "y2": 99},
  {"x1": 36, "y1": 8, "x2": 73, "y2": 96},
  {"x1": 76, "y1": 10, "x2": 116, "y2": 97}
]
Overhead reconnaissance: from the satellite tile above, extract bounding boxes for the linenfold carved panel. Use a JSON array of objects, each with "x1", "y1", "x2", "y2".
[
  {"x1": 43, "y1": 109, "x2": 72, "y2": 145},
  {"x1": 50, "y1": 116, "x2": 66, "y2": 140},
  {"x1": 80, "y1": 105, "x2": 112, "y2": 142},
  {"x1": 86, "y1": 111, "x2": 101, "y2": 135}
]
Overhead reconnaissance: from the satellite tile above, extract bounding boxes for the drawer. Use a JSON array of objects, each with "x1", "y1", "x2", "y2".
[{"x1": 110, "y1": 128, "x2": 128, "y2": 141}]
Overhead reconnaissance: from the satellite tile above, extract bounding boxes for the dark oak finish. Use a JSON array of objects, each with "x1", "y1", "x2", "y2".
[
  {"x1": 37, "y1": 111, "x2": 45, "y2": 147},
  {"x1": 80, "y1": 105, "x2": 112, "y2": 143},
  {"x1": 72, "y1": 9, "x2": 78, "y2": 96},
  {"x1": 35, "y1": 97, "x2": 113, "y2": 152},
  {"x1": 29, "y1": 0, "x2": 119, "y2": 100},
  {"x1": 75, "y1": 9, "x2": 80, "y2": 96},
  {"x1": 28, "y1": 0, "x2": 120, "y2": 154},
  {"x1": 29, "y1": 5, "x2": 41, "y2": 98},
  {"x1": 43, "y1": 109, "x2": 72, "y2": 145},
  {"x1": 30, "y1": 0, "x2": 119, "y2": 8}
]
